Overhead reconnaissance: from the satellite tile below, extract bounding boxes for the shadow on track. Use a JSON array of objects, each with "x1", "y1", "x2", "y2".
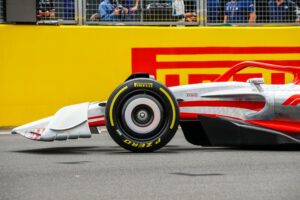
[
  {"x1": 12, "y1": 146, "x2": 120, "y2": 155},
  {"x1": 12, "y1": 145, "x2": 205, "y2": 155},
  {"x1": 12, "y1": 144, "x2": 300, "y2": 155},
  {"x1": 170, "y1": 172, "x2": 225, "y2": 177}
]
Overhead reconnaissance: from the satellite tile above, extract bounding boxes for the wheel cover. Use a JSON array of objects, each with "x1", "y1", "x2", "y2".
[{"x1": 123, "y1": 97, "x2": 162, "y2": 134}]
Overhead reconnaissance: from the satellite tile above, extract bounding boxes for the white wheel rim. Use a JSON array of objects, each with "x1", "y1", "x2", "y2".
[{"x1": 124, "y1": 97, "x2": 161, "y2": 134}]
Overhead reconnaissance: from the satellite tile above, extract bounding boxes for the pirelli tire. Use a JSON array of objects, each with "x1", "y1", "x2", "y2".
[{"x1": 105, "y1": 78, "x2": 180, "y2": 152}]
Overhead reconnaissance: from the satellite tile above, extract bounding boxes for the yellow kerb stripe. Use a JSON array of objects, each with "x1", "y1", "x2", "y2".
[
  {"x1": 109, "y1": 86, "x2": 128, "y2": 126},
  {"x1": 157, "y1": 54, "x2": 300, "y2": 62},
  {"x1": 159, "y1": 88, "x2": 176, "y2": 129}
]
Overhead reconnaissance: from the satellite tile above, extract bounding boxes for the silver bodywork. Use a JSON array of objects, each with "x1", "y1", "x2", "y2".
[{"x1": 172, "y1": 81, "x2": 300, "y2": 121}]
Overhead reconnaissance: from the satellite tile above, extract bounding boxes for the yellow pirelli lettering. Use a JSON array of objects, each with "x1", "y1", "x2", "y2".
[
  {"x1": 110, "y1": 86, "x2": 128, "y2": 126},
  {"x1": 123, "y1": 139, "x2": 155, "y2": 148},
  {"x1": 131, "y1": 142, "x2": 139, "y2": 147},
  {"x1": 134, "y1": 82, "x2": 153, "y2": 88},
  {"x1": 157, "y1": 68, "x2": 229, "y2": 85},
  {"x1": 157, "y1": 54, "x2": 300, "y2": 62},
  {"x1": 123, "y1": 139, "x2": 132, "y2": 145},
  {"x1": 155, "y1": 138, "x2": 161, "y2": 145},
  {"x1": 159, "y1": 88, "x2": 176, "y2": 129},
  {"x1": 146, "y1": 142, "x2": 153, "y2": 148},
  {"x1": 157, "y1": 68, "x2": 294, "y2": 85}
]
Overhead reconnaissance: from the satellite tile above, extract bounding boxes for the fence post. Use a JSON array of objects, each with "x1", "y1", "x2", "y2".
[
  {"x1": 198, "y1": 0, "x2": 205, "y2": 26},
  {"x1": 77, "y1": 0, "x2": 84, "y2": 25}
]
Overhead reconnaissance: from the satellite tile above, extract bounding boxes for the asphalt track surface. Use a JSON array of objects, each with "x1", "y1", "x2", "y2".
[{"x1": 0, "y1": 130, "x2": 300, "y2": 200}]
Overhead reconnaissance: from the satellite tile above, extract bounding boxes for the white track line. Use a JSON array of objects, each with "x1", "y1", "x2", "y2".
[{"x1": 0, "y1": 132, "x2": 12, "y2": 135}]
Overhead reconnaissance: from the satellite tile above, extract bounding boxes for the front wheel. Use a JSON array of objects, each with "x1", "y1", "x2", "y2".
[{"x1": 105, "y1": 78, "x2": 179, "y2": 152}]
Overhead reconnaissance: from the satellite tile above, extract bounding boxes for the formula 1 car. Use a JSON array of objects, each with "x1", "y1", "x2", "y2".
[{"x1": 12, "y1": 61, "x2": 300, "y2": 152}]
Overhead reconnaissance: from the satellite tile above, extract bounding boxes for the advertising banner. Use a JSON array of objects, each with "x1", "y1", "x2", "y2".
[{"x1": 0, "y1": 25, "x2": 299, "y2": 125}]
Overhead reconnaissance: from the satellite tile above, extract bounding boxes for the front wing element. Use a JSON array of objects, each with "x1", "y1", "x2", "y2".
[{"x1": 12, "y1": 102, "x2": 105, "y2": 141}]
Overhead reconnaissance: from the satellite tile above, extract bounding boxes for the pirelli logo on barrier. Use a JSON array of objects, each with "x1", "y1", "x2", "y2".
[{"x1": 132, "y1": 47, "x2": 300, "y2": 87}]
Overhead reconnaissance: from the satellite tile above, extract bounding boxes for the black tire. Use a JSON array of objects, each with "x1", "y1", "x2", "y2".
[{"x1": 105, "y1": 78, "x2": 179, "y2": 152}]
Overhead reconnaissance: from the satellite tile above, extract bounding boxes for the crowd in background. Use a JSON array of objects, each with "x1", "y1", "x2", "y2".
[
  {"x1": 95, "y1": 0, "x2": 300, "y2": 23},
  {"x1": 36, "y1": 0, "x2": 75, "y2": 20},
  {"x1": 0, "y1": 0, "x2": 299, "y2": 24}
]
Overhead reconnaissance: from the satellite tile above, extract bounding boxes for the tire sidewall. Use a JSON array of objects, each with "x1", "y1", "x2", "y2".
[{"x1": 105, "y1": 78, "x2": 179, "y2": 152}]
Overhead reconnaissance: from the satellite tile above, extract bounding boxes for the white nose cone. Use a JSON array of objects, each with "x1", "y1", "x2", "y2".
[
  {"x1": 12, "y1": 117, "x2": 52, "y2": 133},
  {"x1": 12, "y1": 117, "x2": 53, "y2": 140},
  {"x1": 47, "y1": 103, "x2": 88, "y2": 131},
  {"x1": 12, "y1": 103, "x2": 92, "y2": 141}
]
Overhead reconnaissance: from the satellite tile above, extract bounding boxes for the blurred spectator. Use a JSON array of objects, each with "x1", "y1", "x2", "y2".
[
  {"x1": 0, "y1": 0, "x2": 4, "y2": 19},
  {"x1": 37, "y1": 0, "x2": 55, "y2": 19},
  {"x1": 99, "y1": 0, "x2": 128, "y2": 21},
  {"x1": 124, "y1": 0, "x2": 140, "y2": 12},
  {"x1": 144, "y1": 1, "x2": 173, "y2": 22},
  {"x1": 172, "y1": 0, "x2": 185, "y2": 21},
  {"x1": 172, "y1": 0, "x2": 196, "y2": 22},
  {"x1": 224, "y1": 0, "x2": 255, "y2": 23},
  {"x1": 256, "y1": 0, "x2": 269, "y2": 23},
  {"x1": 123, "y1": 0, "x2": 140, "y2": 20},
  {"x1": 268, "y1": 0, "x2": 300, "y2": 23},
  {"x1": 207, "y1": 0, "x2": 221, "y2": 23},
  {"x1": 184, "y1": 0, "x2": 196, "y2": 13},
  {"x1": 183, "y1": 0, "x2": 197, "y2": 22},
  {"x1": 63, "y1": 0, "x2": 75, "y2": 20}
]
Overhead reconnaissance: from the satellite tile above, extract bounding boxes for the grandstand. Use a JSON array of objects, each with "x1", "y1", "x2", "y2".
[
  {"x1": 0, "y1": 0, "x2": 4, "y2": 22},
  {"x1": 1, "y1": 0, "x2": 299, "y2": 25}
]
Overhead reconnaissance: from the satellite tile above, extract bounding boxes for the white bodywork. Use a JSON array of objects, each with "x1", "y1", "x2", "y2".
[{"x1": 12, "y1": 102, "x2": 105, "y2": 141}]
